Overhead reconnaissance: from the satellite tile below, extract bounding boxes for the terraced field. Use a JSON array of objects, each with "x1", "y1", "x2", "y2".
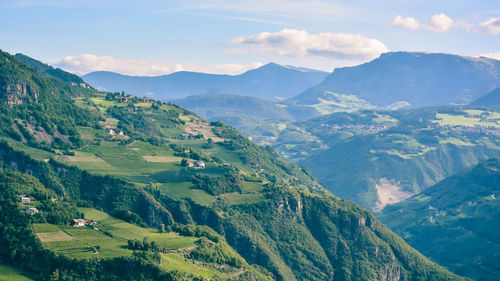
[
  {"x1": 34, "y1": 208, "x2": 196, "y2": 259},
  {"x1": 32, "y1": 208, "x2": 235, "y2": 279}
]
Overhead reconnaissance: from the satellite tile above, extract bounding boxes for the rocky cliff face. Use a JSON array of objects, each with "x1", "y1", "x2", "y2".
[{"x1": 5, "y1": 83, "x2": 39, "y2": 106}]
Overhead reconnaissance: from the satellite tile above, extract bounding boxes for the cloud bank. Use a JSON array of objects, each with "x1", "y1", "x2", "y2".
[
  {"x1": 52, "y1": 54, "x2": 263, "y2": 76},
  {"x1": 232, "y1": 29, "x2": 388, "y2": 60},
  {"x1": 480, "y1": 17, "x2": 500, "y2": 35},
  {"x1": 392, "y1": 13, "x2": 455, "y2": 33},
  {"x1": 480, "y1": 52, "x2": 500, "y2": 60}
]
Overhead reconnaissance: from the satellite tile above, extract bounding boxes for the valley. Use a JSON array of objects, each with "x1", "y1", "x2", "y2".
[
  {"x1": 63, "y1": 50, "x2": 500, "y2": 281},
  {"x1": 3, "y1": 1, "x2": 500, "y2": 280},
  {"x1": 379, "y1": 159, "x2": 500, "y2": 281},
  {"x1": 0, "y1": 50, "x2": 467, "y2": 280}
]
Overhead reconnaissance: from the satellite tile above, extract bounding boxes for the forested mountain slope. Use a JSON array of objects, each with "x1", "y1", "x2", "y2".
[
  {"x1": 267, "y1": 107, "x2": 500, "y2": 211},
  {"x1": 0, "y1": 49, "x2": 467, "y2": 280},
  {"x1": 379, "y1": 159, "x2": 500, "y2": 281},
  {"x1": 471, "y1": 87, "x2": 500, "y2": 106},
  {"x1": 14, "y1": 53, "x2": 86, "y2": 85}
]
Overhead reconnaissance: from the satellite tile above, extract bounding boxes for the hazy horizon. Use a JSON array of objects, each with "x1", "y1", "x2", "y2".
[{"x1": 1, "y1": 0, "x2": 499, "y2": 76}]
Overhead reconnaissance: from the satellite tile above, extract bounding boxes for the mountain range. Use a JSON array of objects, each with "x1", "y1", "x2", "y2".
[
  {"x1": 82, "y1": 63, "x2": 328, "y2": 101},
  {"x1": 82, "y1": 52, "x2": 500, "y2": 133},
  {"x1": 291, "y1": 52, "x2": 500, "y2": 110},
  {"x1": 0, "y1": 50, "x2": 469, "y2": 280}
]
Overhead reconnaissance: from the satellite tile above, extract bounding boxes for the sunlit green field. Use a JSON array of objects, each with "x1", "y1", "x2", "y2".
[
  {"x1": 159, "y1": 181, "x2": 215, "y2": 206},
  {"x1": 160, "y1": 253, "x2": 229, "y2": 279},
  {"x1": 34, "y1": 208, "x2": 197, "y2": 259},
  {"x1": 32, "y1": 208, "x2": 237, "y2": 278},
  {"x1": 90, "y1": 98, "x2": 128, "y2": 108},
  {"x1": 434, "y1": 110, "x2": 500, "y2": 127}
]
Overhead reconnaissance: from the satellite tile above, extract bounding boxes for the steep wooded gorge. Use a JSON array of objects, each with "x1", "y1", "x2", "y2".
[{"x1": 379, "y1": 158, "x2": 500, "y2": 281}]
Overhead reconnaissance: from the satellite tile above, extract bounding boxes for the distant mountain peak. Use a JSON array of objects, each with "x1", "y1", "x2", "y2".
[
  {"x1": 293, "y1": 51, "x2": 500, "y2": 109},
  {"x1": 379, "y1": 51, "x2": 498, "y2": 64},
  {"x1": 256, "y1": 62, "x2": 325, "y2": 73},
  {"x1": 83, "y1": 62, "x2": 329, "y2": 100}
]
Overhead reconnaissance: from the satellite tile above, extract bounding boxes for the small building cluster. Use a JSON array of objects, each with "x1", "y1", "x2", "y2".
[
  {"x1": 70, "y1": 82, "x2": 90, "y2": 88},
  {"x1": 104, "y1": 126, "x2": 124, "y2": 136},
  {"x1": 71, "y1": 219, "x2": 96, "y2": 227},
  {"x1": 186, "y1": 160, "x2": 205, "y2": 168},
  {"x1": 25, "y1": 207, "x2": 39, "y2": 215},
  {"x1": 18, "y1": 195, "x2": 41, "y2": 215}
]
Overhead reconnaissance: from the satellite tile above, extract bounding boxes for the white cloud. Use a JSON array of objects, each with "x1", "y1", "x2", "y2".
[
  {"x1": 232, "y1": 29, "x2": 389, "y2": 60},
  {"x1": 392, "y1": 15, "x2": 420, "y2": 31},
  {"x1": 480, "y1": 17, "x2": 500, "y2": 35},
  {"x1": 480, "y1": 52, "x2": 500, "y2": 60},
  {"x1": 51, "y1": 54, "x2": 263, "y2": 76},
  {"x1": 392, "y1": 13, "x2": 455, "y2": 33},
  {"x1": 427, "y1": 13, "x2": 454, "y2": 32}
]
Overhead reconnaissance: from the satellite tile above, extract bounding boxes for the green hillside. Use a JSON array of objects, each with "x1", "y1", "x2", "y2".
[
  {"x1": 379, "y1": 159, "x2": 500, "y2": 281},
  {"x1": 269, "y1": 107, "x2": 500, "y2": 211},
  {"x1": 33, "y1": 207, "x2": 257, "y2": 280},
  {"x1": 0, "y1": 169, "x2": 269, "y2": 280},
  {"x1": 0, "y1": 50, "x2": 466, "y2": 280}
]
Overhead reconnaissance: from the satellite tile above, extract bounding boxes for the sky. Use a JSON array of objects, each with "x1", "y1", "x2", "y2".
[{"x1": 0, "y1": 0, "x2": 499, "y2": 76}]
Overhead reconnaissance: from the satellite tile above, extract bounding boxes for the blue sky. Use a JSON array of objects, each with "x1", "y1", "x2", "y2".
[{"x1": 1, "y1": 0, "x2": 499, "y2": 75}]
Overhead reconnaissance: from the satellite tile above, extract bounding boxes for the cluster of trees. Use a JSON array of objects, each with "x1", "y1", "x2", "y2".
[
  {"x1": 105, "y1": 92, "x2": 127, "y2": 100},
  {"x1": 127, "y1": 238, "x2": 163, "y2": 253},
  {"x1": 170, "y1": 223, "x2": 220, "y2": 243},
  {"x1": 106, "y1": 101, "x2": 184, "y2": 147},
  {"x1": 190, "y1": 238, "x2": 243, "y2": 268},
  {"x1": 0, "y1": 169, "x2": 81, "y2": 225},
  {"x1": 191, "y1": 172, "x2": 241, "y2": 196},
  {"x1": 170, "y1": 144, "x2": 208, "y2": 161},
  {"x1": 111, "y1": 209, "x2": 147, "y2": 227}
]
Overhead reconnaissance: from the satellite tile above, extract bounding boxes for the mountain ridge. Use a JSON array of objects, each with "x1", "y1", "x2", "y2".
[
  {"x1": 291, "y1": 51, "x2": 500, "y2": 111},
  {"x1": 471, "y1": 87, "x2": 500, "y2": 106},
  {"x1": 82, "y1": 62, "x2": 328, "y2": 101},
  {"x1": 0, "y1": 50, "x2": 467, "y2": 281},
  {"x1": 379, "y1": 158, "x2": 500, "y2": 281}
]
